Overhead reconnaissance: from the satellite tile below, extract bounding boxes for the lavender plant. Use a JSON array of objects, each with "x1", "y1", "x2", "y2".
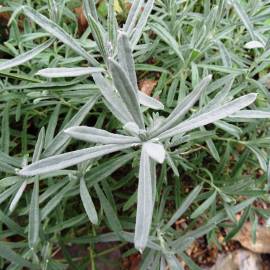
[{"x1": 1, "y1": 0, "x2": 270, "y2": 269}]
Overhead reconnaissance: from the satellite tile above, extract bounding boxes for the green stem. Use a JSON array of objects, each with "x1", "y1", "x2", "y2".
[
  {"x1": 94, "y1": 243, "x2": 126, "y2": 258},
  {"x1": 89, "y1": 226, "x2": 96, "y2": 270}
]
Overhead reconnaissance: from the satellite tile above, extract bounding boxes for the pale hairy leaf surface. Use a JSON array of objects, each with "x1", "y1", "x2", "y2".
[
  {"x1": 0, "y1": 38, "x2": 54, "y2": 71},
  {"x1": 19, "y1": 144, "x2": 133, "y2": 176},
  {"x1": 22, "y1": 6, "x2": 99, "y2": 66},
  {"x1": 151, "y1": 23, "x2": 184, "y2": 63},
  {"x1": 151, "y1": 75, "x2": 212, "y2": 137},
  {"x1": 230, "y1": 0, "x2": 263, "y2": 42},
  {"x1": 230, "y1": 110, "x2": 270, "y2": 118},
  {"x1": 144, "y1": 142, "x2": 165, "y2": 164},
  {"x1": 123, "y1": 0, "x2": 144, "y2": 35},
  {"x1": 131, "y1": 0, "x2": 155, "y2": 49},
  {"x1": 135, "y1": 145, "x2": 154, "y2": 252},
  {"x1": 118, "y1": 32, "x2": 138, "y2": 87},
  {"x1": 83, "y1": 7, "x2": 108, "y2": 61},
  {"x1": 65, "y1": 126, "x2": 140, "y2": 144},
  {"x1": 138, "y1": 91, "x2": 164, "y2": 110},
  {"x1": 93, "y1": 73, "x2": 134, "y2": 125},
  {"x1": 9, "y1": 181, "x2": 27, "y2": 213},
  {"x1": 83, "y1": 0, "x2": 98, "y2": 21},
  {"x1": 36, "y1": 67, "x2": 104, "y2": 78},
  {"x1": 80, "y1": 176, "x2": 98, "y2": 224},
  {"x1": 28, "y1": 179, "x2": 39, "y2": 248},
  {"x1": 123, "y1": 122, "x2": 140, "y2": 136},
  {"x1": 159, "y1": 94, "x2": 257, "y2": 140},
  {"x1": 109, "y1": 58, "x2": 144, "y2": 129},
  {"x1": 33, "y1": 127, "x2": 45, "y2": 162}
]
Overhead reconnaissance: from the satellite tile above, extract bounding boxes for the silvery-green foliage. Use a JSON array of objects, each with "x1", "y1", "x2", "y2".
[
  {"x1": 36, "y1": 67, "x2": 104, "y2": 78},
  {"x1": 13, "y1": 0, "x2": 268, "y2": 254},
  {"x1": 1, "y1": 0, "x2": 270, "y2": 268},
  {"x1": 18, "y1": 71, "x2": 258, "y2": 252}
]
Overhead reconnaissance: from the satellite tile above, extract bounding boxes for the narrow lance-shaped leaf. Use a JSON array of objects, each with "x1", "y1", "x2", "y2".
[
  {"x1": 217, "y1": 40, "x2": 232, "y2": 67},
  {"x1": 94, "y1": 184, "x2": 122, "y2": 233},
  {"x1": 36, "y1": 67, "x2": 104, "y2": 78},
  {"x1": 44, "y1": 104, "x2": 61, "y2": 148},
  {"x1": 230, "y1": 110, "x2": 270, "y2": 118},
  {"x1": 33, "y1": 127, "x2": 45, "y2": 162},
  {"x1": 83, "y1": 6, "x2": 108, "y2": 61},
  {"x1": 80, "y1": 176, "x2": 98, "y2": 224},
  {"x1": 201, "y1": 126, "x2": 220, "y2": 162},
  {"x1": 191, "y1": 191, "x2": 217, "y2": 219},
  {"x1": 215, "y1": 120, "x2": 242, "y2": 139},
  {"x1": 83, "y1": 0, "x2": 98, "y2": 21},
  {"x1": 230, "y1": 0, "x2": 262, "y2": 42},
  {"x1": 116, "y1": 32, "x2": 165, "y2": 111},
  {"x1": 108, "y1": 0, "x2": 118, "y2": 46},
  {"x1": 201, "y1": 75, "x2": 234, "y2": 113},
  {"x1": 151, "y1": 75, "x2": 212, "y2": 137},
  {"x1": 109, "y1": 58, "x2": 144, "y2": 129},
  {"x1": 1, "y1": 102, "x2": 10, "y2": 154},
  {"x1": 0, "y1": 185, "x2": 18, "y2": 205},
  {"x1": 138, "y1": 91, "x2": 164, "y2": 110},
  {"x1": 85, "y1": 153, "x2": 135, "y2": 187},
  {"x1": 151, "y1": 23, "x2": 184, "y2": 63},
  {"x1": 28, "y1": 129, "x2": 44, "y2": 248},
  {"x1": 118, "y1": 32, "x2": 138, "y2": 87},
  {"x1": 0, "y1": 245, "x2": 38, "y2": 269},
  {"x1": 48, "y1": 0, "x2": 59, "y2": 21},
  {"x1": 9, "y1": 181, "x2": 27, "y2": 213},
  {"x1": 247, "y1": 145, "x2": 267, "y2": 171},
  {"x1": 40, "y1": 181, "x2": 75, "y2": 220},
  {"x1": 93, "y1": 73, "x2": 134, "y2": 125},
  {"x1": 28, "y1": 178, "x2": 40, "y2": 248},
  {"x1": 172, "y1": 198, "x2": 256, "y2": 249},
  {"x1": 205, "y1": 135, "x2": 220, "y2": 162},
  {"x1": 131, "y1": 0, "x2": 155, "y2": 49},
  {"x1": 123, "y1": 0, "x2": 144, "y2": 35},
  {"x1": 159, "y1": 93, "x2": 257, "y2": 140},
  {"x1": 0, "y1": 160, "x2": 16, "y2": 174},
  {"x1": 0, "y1": 209, "x2": 24, "y2": 236},
  {"x1": 19, "y1": 143, "x2": 133, "y2": 176},
  {"x1": 0, "y1": 151, "x2": 20, "y2": 168},
  {"x1": 135, "y1": 145, "x2": 154, "y2": 252},
  {"x1": 22, "y1": 6, "x2": 99, "y2": 66},
  {"x1": 164, "y1": 185, "x2": 202, "y2": 229},
  {"x1": 65, "y1": 126, "x2": 140, "y2": 144},
  {"x1": 0, "y1": 38, "x2": 54, "y2": 71},
  {"x1": 150, "y1": 158, "x2": 156, "y2": 206},
  {"x1": 43, "y1": 93, "x2": 99, "y2": 156},
  {"x1": 38, "y1": 181, "x2": 66, "y2": 204}
]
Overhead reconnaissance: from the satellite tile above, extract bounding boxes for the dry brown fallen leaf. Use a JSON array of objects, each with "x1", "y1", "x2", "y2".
[
  {"x1": 122, "y1": 253, "x2": 141, "y2": 270},
  {"x1": 234, "y1": 222, "x2": 270, "y2": 254},
  {"x1": 139, "y1": 79, "x2": 157, "y2": 96},
  {"x1": 74, "y1": 6, "x2": 88, "y2": 34}
]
